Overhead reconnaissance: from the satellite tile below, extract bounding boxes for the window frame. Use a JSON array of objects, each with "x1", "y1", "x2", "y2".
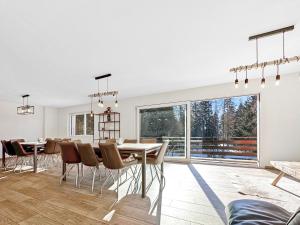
[{"x1": 69, "y1": 112, "x2": 94, "y2": 137}]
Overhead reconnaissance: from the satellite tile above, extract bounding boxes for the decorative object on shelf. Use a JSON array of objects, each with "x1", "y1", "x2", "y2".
[
  {"x1": 17, "y1": 95, "x2": 34, "y2": 115},
  {"x1": 230, "y1": 25, "x2": 299, "y2": 88},
  {"x1": 88, "y1": 74, "x2": 119, "y2": 109}
]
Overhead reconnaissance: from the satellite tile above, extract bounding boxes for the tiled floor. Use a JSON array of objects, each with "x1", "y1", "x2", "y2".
[{"x1": 0, "y1": 162, "x2": 299, "y2": 224}]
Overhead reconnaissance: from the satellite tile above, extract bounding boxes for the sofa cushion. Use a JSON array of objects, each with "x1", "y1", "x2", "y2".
[
  {"x1": 226, "y1": 199, "x2": 291, "y2": 225},
  {"x1": 287, "y1": 207, "x2": 300, "y2": 225}
]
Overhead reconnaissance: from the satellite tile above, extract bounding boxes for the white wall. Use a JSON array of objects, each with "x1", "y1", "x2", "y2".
[
  {"x1": 58, "y1": 73, "x2": 300, "y2": 167},
  {"x1": 0, "y1": 100, "x2": 59, "y2": 156}
]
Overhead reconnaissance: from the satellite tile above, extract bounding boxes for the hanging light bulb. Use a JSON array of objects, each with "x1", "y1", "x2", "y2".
[
  {"x1": 275, "y1": 63, "x2": 280, "y2": 86},
  {"x1": 261, "y1": 66, "x2": 266, "y2": 88},
  {"x1": 90, "y1": 96, "x2": 94, "y2": 117},
  {"x1": 244, "y1": 67, "x2": 249, "y2": 88},
  {"x1": 261, "y1": 77, "x2": 266, "y2": 88},
  {"x1": 98, "y1": 99, "x2": 101, "y2": 107},
  {"x1": 234, "y1": 71, "x2": 239, "y2": 88},
  {"x1": 114, "y1": 94, "x2": 118, "y2": 107}
]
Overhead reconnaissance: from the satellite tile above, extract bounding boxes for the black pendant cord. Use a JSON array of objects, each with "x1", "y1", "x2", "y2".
[
  {"x1": 256, "y1": 38, "x2": 259, "y2": 65},
  {"x1": 282, "y1": 32, "x2": 285, "y2": 59}
]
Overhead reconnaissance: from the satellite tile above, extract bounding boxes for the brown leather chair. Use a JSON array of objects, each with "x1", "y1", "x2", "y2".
[
  {"x1": 105, "y1": 139, "x2": 116, "y2": 144},
  {"x1": 140, "y1": 138, "x2": 157, "y2": 144},
  {"x1": 42, "y1": 139, "x2": 61, "y2": 168},
  {"x1": 99, "y1": 143, "x2": 138, "y2": 199},
  {"x1": 124, "y1": 139, "x2": 137, "y2": 143},
  {"x1": 59, "y1": 142, "x2": 81, "y2": 187},
  {"x1": 77, "y1": 143, "x2": 102, "y2": 192},
  {"x1": 106, "y1": 139, "x2": 131, "y2": 160},
  {"x1": 11, "y1": 141, "x2": 34, "y2": 172},
  {"x1": 1, "y1": 140, "x2": 17, "y2": 169}
]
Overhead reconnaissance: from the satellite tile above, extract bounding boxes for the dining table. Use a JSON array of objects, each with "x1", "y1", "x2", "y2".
[{"x1": 20, "y1": 141, "x2": 46, "y2": 173}]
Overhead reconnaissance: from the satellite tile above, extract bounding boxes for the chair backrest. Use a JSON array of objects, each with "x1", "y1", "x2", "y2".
[
  {"x1": 154, "y1": 140, "x2": 169, "y2": 164},
  {"x1": 105, "y1": 139, "x2": 116, "y2": 144},
  {"x1": 77, "y1": 143, "x2": 99, "y2": 167},
  {"x1": 72, "y1": 139, "x2": 82, "y2": 144},
  {"x1": 10, "y1": 138, "x2": 25, "y2": 143},
  {"x1": 11, "y1": 141, "x2": 28, "y2": 156},
  {"x1": 59, "y1": 142, "x2": 81, "y2": 164},
  {"x1": 1, "y1": 140, "x2": 16, "y2": 156},
  {"x1": 44, "y1": 139, "x2": 57, "y2": 154},
  {"x1": 124, "y1": 139, "x2": 137, "y2": 144},
  {"x1": 99, "y1": 143, "x2": 124, "y2": 170},
  {"x1": 140, "y1": 138, "x2": 157, "y2": 144}
]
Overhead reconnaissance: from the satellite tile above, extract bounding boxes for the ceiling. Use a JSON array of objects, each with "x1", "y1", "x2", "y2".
[{"x1": 1, "y1": 0, "x2": 300, "y2": 107}]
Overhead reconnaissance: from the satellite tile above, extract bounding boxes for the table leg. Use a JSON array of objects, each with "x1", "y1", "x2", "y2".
[
  {"x1": 33, "y1": 146, "x2": 37, "y2": 173},
  {"x1": 142, "y1": 151, "x2": 146, "y2": 198},
  {"x1": 272, "y1": 171, "x2": 285, "y2": 186},
  {"x1": 62, "y1": 162, "x2": 66, "y2": 181},
  {"x1": 2, "y1": 148, "x2": 5, "y2": 169},
  {"x1": 161, "y1": 161, "x2": 164, "y2": 181}
]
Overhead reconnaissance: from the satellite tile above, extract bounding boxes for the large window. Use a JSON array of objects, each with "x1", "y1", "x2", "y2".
[
  {"x1": 191, "y1": 95, "x2": 257, "y2": 160},
  {"x1": 70, "y1": 113, "x2": 94, "y2": 136},
  {"x1": 138, "y1": 95, "x2": 258, "y2": 161},
  {"x1": 139, "y1": 104, "x2": 187, "y2": 157}
]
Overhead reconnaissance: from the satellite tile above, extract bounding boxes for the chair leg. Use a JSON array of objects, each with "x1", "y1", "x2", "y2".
[
  {"x1": 75, "y1": 164, "x2": 80, "y2": 187},
  {"x1": 101, "y1": 169, "x2": 114, "y2": 195},
  {"x1": 13, "y1": 157, "x2": 19, "y2": 172},
  {"x1": 91, "y1": 167, "x2": 96, "y2": 192},
  {"x1": 117, "y1": 169, "x2": 120, "y2": 201}
]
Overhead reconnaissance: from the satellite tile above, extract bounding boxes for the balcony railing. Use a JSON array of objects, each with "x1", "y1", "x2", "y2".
[{"x1": 141, "y1": 136, "x2": 257, "y2": 160}]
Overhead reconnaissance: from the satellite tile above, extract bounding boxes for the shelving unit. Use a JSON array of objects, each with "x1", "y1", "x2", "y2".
[{"x1": 93, "y1": 112, "x2": 120, "y2": 143}]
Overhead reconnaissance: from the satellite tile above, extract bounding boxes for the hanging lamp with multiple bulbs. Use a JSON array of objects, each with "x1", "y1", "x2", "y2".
[
  {"x1": 230, "y1": 25, "x2": 300, "y2": 88},
  {"x1": 88, "y1": 74, "x2": 119, "y2": 116},
  {"x1": 17, "y1": 94, "x2": 35, "y2": 115}
]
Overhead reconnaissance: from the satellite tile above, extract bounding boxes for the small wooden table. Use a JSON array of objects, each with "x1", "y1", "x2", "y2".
[
  {"x1": 20, "y1": 142, "x2": 46, "y2": 173},
  {"x1": 271, "y1": 161, "x2": 300, "y2": 186}
]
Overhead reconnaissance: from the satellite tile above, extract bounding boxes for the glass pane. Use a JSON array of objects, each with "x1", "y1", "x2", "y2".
[
  {"x1": 140, "y1": 104, "x2": 186, "y2": 157},
  {"x1": 75, "y1": 114, "x2": 84, "y2": 135},
  {"x1": 191, "y1": 95, "x2": 257, "y2": 160},
  {"x1": 86, "y1": 114, "x2": 94, "y2": 135}
]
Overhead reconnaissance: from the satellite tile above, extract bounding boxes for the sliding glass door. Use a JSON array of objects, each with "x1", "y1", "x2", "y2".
[
  {"x1": 190, "y1": 95, "x2": 258, "y2": 160},
  {"x1": 138, "y1": 104, "x2": 187, "y2": 158},
  {"x1": 137, "y1": 94, "x2": 258, "y2": 161}
]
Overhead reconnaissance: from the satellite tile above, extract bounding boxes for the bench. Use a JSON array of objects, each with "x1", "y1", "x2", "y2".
[{"x1": 270, "y1": 161, "x2": 300, "y2": 186}]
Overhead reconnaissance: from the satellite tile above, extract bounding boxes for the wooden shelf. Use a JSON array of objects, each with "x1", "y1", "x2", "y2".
[{"x1": 93, "y1": 111, "x2": 120, "y2": 141}]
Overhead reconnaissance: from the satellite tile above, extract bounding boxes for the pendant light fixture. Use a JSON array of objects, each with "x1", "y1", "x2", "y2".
[
  {"x1": 88, "y1": 74, "x2": 119, "y2": 109},
  {"x1": 230, "y1": 25, "x2": 299, "y2": 86},
  {"x1": 17, "y1": 95, "x2": 35, "y2": 115}
]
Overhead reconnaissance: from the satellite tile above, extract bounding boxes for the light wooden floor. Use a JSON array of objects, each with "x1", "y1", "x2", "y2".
[{"x1": 1, "y1": 162, "x2": 300, "y2": 225}]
